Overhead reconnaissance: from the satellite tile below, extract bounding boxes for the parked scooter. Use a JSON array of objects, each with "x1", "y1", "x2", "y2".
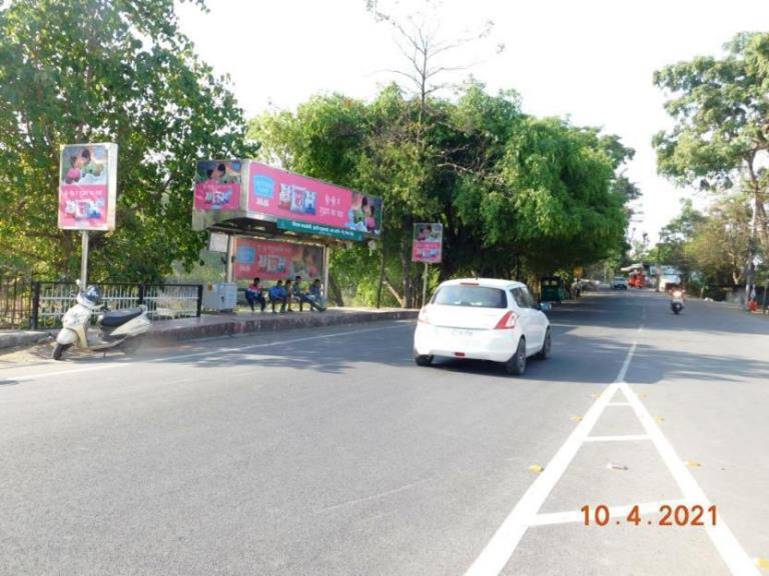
[
  {"x1": 670, "y1": 289, "x2": 685, "y2": 315},
  {"x1": 53, "y1": 283, "x2": 151, "y2": 360}
]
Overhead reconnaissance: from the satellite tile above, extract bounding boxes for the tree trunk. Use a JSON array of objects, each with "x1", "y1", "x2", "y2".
[{"x1": 328, "y1": 273, "x2": 344, "y2": 307}]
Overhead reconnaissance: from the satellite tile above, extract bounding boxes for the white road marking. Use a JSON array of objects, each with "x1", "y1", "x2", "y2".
[
  {"x1": 583, "y1": 434, "x2": 650, "y2": 442},
  {"x1": 0, "y1": 323, "x2": 411, "y2": 384},
  {"x1": 620, "y1": 382, "x2": 760, "y2": 575},
  {"x1": 462, "y1": 339, "x2": 638, "y2": 576},
  {"x1": 465, "y1": 307, "x2": 759, "y2": 576},
  {"x1": 528, "y1": 499, "x2": 687, "y2": 527}
]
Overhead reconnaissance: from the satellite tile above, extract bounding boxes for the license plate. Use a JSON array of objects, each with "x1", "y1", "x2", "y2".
[{"x1": 452, "y1": 329, "x2": 474, "y2": 337}]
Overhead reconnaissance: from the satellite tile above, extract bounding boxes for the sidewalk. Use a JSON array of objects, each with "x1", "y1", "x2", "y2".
[
  {"x1": 144, "y1": 307, "x2": 417, "y2": 344},
  {"x1": 0, "y1": 308, "x2": 418, "y2": 352}
]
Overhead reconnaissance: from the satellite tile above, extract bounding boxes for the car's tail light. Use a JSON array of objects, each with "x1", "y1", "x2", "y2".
[
  {"x1": 418, "y1": 307, "x2": 431, "y2": 324},
  {"x1": 494, "y1": 310, "x2": 518, "y2": 329}
]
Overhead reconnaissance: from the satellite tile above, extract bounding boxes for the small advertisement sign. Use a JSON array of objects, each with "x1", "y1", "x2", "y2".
[
  {"x1": 247, "y1": 162, "x2": 382, "y2": 238},
  {"x1": 58, "y1": 143, "x2": 117, "y2": 231},
  {"x1": 412, "y1": 223, "x2": 443, "y2": 263},
  {"x1": 194, "y1": 160, "x2": 242, "y2": 211},
  {"x1": 234, "y1": 237, "x2": 324, "y2": 281}
]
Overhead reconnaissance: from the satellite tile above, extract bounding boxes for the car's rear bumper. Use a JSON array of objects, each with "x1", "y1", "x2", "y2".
[{"x1": 413, "y1": 324, "x2": 518, "y2": 362}]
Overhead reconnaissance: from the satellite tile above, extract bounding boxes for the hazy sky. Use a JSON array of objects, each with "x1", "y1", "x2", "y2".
[{"x1": 178, "y1": 0, "x2": 769, "y2": 243}]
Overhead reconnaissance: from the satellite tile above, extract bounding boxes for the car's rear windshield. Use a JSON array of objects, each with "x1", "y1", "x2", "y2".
[{"x1": 431, "y1": 285, "x2": 507, "y2": 308}]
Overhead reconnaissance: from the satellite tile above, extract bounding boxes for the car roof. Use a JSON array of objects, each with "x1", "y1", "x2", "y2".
[{"x1": 439, "y1": 277, "x2": 527, "y2": 289}]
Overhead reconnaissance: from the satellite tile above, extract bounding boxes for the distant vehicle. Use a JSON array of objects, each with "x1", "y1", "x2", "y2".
[
  {"x1": 413, "y1": 278, "x2": 551, "y2": 376},
  {"x1": 540, "y1": 276, "x2": 568, "y2": 303},
  {"x1": 659, "y1": 274, "x2": 681, "y2": 292},
  {"x1": 670, "y1": 289, "x2": 685, "y2": 314},
  {"x1": 612, "y1": 276, "x2": 628, "y2": 290},
  {"x1": 628, "y1": 271, "x2": 646, "y2": 288}
]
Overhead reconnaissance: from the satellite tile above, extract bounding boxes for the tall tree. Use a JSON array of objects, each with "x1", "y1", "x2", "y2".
[
  {"x1": 689, "y1": 195, "x2": 751, "y2": 286},
  {"x1": 0, "y1": 0, "x2": 255, "y2": 281},
  {"x1": 653, "y1": 32, "x2": 769, "y2": 292},
  {"x1": 249, "y1": 85, "x2": 636, "y2": 305}
]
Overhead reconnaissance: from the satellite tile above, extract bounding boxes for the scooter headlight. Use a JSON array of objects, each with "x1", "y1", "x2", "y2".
[{"x1": 673, "y1": 290, "x2": 682, "y2": 298}]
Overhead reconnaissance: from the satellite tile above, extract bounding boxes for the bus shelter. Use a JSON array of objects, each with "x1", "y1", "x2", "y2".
[{"x1": 192, "y1": 160, "x2": 382, "y2": 305}]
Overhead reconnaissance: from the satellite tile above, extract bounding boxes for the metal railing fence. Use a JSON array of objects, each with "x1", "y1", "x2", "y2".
[{"x1": 31, "y1": 282, "x2": 203, "y2": 329}]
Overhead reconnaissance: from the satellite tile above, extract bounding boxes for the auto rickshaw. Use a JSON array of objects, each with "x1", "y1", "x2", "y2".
[{"x1": 540, "y1": 276, "x2": 567, "y2": 303}]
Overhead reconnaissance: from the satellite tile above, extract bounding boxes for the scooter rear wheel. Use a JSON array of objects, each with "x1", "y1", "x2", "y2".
[{"x1": 52, "y1": 343, "x2": 72, "y2": 361}]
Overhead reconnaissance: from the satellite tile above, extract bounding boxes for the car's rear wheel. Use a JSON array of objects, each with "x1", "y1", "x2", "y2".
[
  {"x1": 414, "y1": 353, "x2": 434, "y2": 367},
  {"x1": 505, "y1": 338, "x2": 526, "y2": 376},
  {"x1": 535, "y1": 329, "x2": 551, "y2": 360}
]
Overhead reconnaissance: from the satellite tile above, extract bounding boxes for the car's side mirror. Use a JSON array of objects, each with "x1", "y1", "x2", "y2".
[{"x1": 538, "y1": 302, "x2": 551, "y2": 312}]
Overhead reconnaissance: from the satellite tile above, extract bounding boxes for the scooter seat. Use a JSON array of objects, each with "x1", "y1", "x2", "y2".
[{"x1": 100, "y1": 308, "x2": 144, "y2": 327}]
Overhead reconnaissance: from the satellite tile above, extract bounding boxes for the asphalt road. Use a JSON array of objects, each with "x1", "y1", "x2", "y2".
[{"x1": 1, "y1": 290, "x2": 767, "y2": 576}]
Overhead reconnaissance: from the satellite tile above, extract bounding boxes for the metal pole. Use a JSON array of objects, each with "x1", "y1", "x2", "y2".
[
  {"x1": 80, "y1": 230, "x2": 89, "y2": 289},
  {"x1": 422, "y1": 262, "x2": 428, "y2": 308},
  {"x1": 225, "y1": 234, "x2": 234, "y2": 283},
  {"x1": 323, "y1": 244, "x2": 330, "y2": 305}
]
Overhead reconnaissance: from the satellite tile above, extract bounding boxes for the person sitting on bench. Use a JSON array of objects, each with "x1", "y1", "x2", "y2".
[
  {"x1": 307, "y1": 278, "x2": 327, "y2": 311},
  {"x1": 268, "y1": 280, "x2": 287, "y2": 314},
  {"x1": 246, "y1": 277, "x2": 266, "y2": 312},
  {"x1": 292, "y1": 275, "x2": 325, "y2": 311}
]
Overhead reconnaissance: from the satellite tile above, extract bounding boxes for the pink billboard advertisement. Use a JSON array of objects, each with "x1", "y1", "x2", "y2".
[
  {"x1": 247, "y1": 162, "x2": 382, "y2": 237},
  {"x1": 234, "y1": 237, "x2": 324, "y2": 281},
  {"x1": 412, "y1": 223, "x2": 443, "y2": 263},
  {"x1": 194, "y1": 160, "x2": 242, "y2": 211},
  {"x1": 58, "y1": 143, "x2": 117, "y2": 231}
]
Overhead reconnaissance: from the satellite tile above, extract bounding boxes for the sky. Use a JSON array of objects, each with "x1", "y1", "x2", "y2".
[{"x1": 177, "y1": 0, "x2": 769, "y2": 243}]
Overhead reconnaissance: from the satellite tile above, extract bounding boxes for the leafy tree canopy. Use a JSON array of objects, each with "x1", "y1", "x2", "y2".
[{"x1": 0, "y1": 0, "x2": 256, "y2": 282}]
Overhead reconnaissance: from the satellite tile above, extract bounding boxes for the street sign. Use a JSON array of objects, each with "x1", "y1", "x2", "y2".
[
  {"x1": 58, "y1": 143, "x2": 117, "y2": 231},
  {"x1": 412, "y1": 223, "x2": 443, "y2": 263}
]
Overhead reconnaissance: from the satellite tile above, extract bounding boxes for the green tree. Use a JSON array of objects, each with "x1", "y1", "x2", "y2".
[
  {"x1": 0, "y1": 0, "x2": 256, "y2": 282},
  {"x1": 653, "y1": 32, "x2": 769, "y2": 289},
  {"x1": 689, "y1": 195, "x2": 751, "y2": 286},
  {"x1": 249, "y1": 84, "x2": 635, "y2": 305}
]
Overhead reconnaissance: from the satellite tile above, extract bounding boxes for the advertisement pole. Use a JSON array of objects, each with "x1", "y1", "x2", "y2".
[
  {"x1": 58, "y1": 143, "x2": 117, "y2": 290},
  {"x1": 323, "y1": 244, "x2": 330, "y2": 304},
  {"x1": 80, "y1": 230, "x2": 90, "y2": 289},
  {"x1": 412, "y1": 223, "x2": 443, "y2": 308},
  {"x1": 225, "y1": 234, "x2": 235, "y2": 283}
]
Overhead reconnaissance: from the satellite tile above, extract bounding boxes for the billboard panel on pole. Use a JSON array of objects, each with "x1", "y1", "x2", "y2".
[
  {"x1": 412, "y1": 223, "x2": 443, "y2": 263},
  {"x1": 247, "y1": 162, "x2": 382, "y2": 238},
  {"x1": 234, "y1": 237, "x2": 324, "y2": 281},
  {"x1": 58, "y1": 143, "x2": 117, "y2": 231},
  {"x1": 194, "y1": 160, "x2": 243, "y2": 211}
]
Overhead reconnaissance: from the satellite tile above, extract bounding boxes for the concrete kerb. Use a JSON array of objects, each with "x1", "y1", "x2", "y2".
[
  {"x1": 0, "y1": 330, "x2": 53, "y2": 351},
  {"x1": 144, "y1": 308, "x2": 419, "y2": 345}
]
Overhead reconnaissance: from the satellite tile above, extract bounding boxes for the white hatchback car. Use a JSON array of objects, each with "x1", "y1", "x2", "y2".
[{"x1": 413, "y1": 278, "x2": 551, "y2": 375}]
